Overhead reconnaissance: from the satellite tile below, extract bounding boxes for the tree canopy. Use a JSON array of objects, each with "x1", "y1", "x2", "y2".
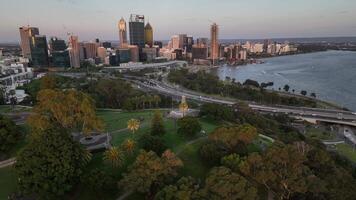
[
  {"x1": 0, "y1": 115, "x2": 20, "y2": 156},
  {"x1": 119, "y1": 150, "x2": 183, "y2": 196},
  {"x1": 14, "y1": 127, "x2": 90, "y2": 199},
  {"x1": 27, "y1": 89, "x2": 103, "y2": 136}
]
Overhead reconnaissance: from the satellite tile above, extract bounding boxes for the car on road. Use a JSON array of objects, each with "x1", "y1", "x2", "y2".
[
  {"x1": 312, "y1": 114, "x2": 317, "y2": 117},
  {"x1": 352, "y1": 112, "x2": 356, "y2": 115}
]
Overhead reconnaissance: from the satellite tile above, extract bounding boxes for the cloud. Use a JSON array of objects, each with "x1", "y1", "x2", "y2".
[{"x1": 337, "y1": 10, "x2": 349, "y2": 15}]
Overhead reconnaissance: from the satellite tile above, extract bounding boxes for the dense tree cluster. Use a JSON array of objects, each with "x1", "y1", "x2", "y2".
[
  {"x1": 119, "y1": 150, "x2": 183, "y2": 197},
  {"x1": 27, "y1": 89, "x2": 103, "y2": 135},
  {"x1": 0, "y1": 115, "x2": 20, "y2": 157},
  {"x1": 168, "y1": 69, "x2": 317, "y2": 107},
  {"x1": 15, "y1": 127, "x2": 90, "y2": 199},
  {"x1": 177, "y1": 117, "x2": 202, "y2": 138}
]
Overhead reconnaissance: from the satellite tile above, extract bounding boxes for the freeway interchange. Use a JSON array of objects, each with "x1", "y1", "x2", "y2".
[{"x1": 124, "y1": 75, "x2": 356, "y2": 127}]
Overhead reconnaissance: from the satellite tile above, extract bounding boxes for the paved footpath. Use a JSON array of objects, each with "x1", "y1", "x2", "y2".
[{"x1": 0, "y1": 158, "x2": 16, "y2": 169}]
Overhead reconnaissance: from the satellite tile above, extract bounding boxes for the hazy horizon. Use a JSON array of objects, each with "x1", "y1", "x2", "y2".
[{"x1": 1, "y1": 0, "x2": 356, "y2": 43}]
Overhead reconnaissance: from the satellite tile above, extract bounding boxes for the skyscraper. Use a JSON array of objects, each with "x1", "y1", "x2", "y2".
[
  {"x1": 129, "y1": 14, "x2": 145, "y2": 49},
  {"x1": 68, "y1": 35, "x2": 80, "y2": 68},
  {"x1": 144, "y1": 22, "x2": 153, "y2": 47},
  {"x1": 19, "y1": 26, "x2": 39, "y2": 59},
  {"x1": 49, "y1": 37, "x2": 70, "y2": 68},
  {"x1": 210, "y1": 23, "x2": 219, "y2": 63},
  {"x1": 30, "y1": 35, "x2": 49, "y2": 67},
  {"x1": 178, "y1": 34, "x2": 187, "y2": 49},
  {"x1": 171, "y1": 35, "x2": 179, "y2": 50},
  {"x1": 118, "y1": 18, "x2": 128, "y2": 48},
  {"x1": 84, "y1": 42, "x2": 97, "y2": 59}
]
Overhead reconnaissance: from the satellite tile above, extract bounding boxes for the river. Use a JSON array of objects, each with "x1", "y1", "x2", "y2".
[{"x1": 212, "y1": 50, "x2": 356, "y2": 111}]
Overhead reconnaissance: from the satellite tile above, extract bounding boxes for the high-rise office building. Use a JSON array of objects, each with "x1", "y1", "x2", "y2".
[
  {"x1": 144, "y1": 22, "x2": 153, "y2": 47},
  {"x1": 30, "y1": 35, "x2": 49, "y2": 67},
  {"x1": 210, "y1": 23, "x2": 219, "y2": 63},
  {"x1": 178, "y1": 34, "x2": 187, "y2": 49},
  {"x1": 128, "y1": 45, "x2": 139, "y2": 62},
  {"x1": 49, "y1": 37, "x2": 66, "y2": 51},
  {"x1": 129, "y1": 14, "x2": 145, "y2": 48},
  {"x1": 97, "y1": 47, "x2": 107, "y2": 62},
  {"x1": 118, "y1": 18, "x2": 128, "y2": 48},
  {"x1": 102, "y1": 42, "x2": 112, "y2": 49},
  {"x1": 196, "y1": 38, "x2": 208, "y2": 47},
  {"x1": 68, "y1": 35, "x2": 81, "y2": 68},
  {"x1": 49, "y1": 37, "x2": 70, "y2": 68},
  {"x1": 171, "y1": 35, "x2": 180, "y2": 50},
  {"x1": 84, "y1": 42, "x2": 97, "y2": 59},
  {"x1": 19, "y1": 26, "x2": 39, "y2": 59},
  {"x1": 185, "y1": 36, "x2": 194, "y2": 52}
]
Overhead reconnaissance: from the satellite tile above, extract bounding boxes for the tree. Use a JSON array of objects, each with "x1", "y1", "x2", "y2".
[
  {"x1": 200, "y1": 103, "x2": 235, "y2": 122},
  {"x1": 0, "y1": 115, "x2": 20, "y2": 155},
  {"x1": 151, "y1": 111, "x2": 166, "y2": 136},
  {"x1": 119, "y1": 150, "x2": 183, "y2": 196},
  {"x1": 153, "y1": 95, "x2": 161, "y2": 108},
  {"x1": 122, "y1": 139, "x2": 136, "y2": 155},
  {"x1": 243, "y1": 79, "x2": 260, "y2": 88},
  {"x1": 199, "y1": 141, "x2": 228, "y2": 165},
  {"x1": 0, "y1": 85, "x2": 5, "y2": 104},
  {"x1": 103, "y1": 147, "x2": 125, "y2": 168},
  {"x1": 27, "y1": 89, "x2": 103, "y2": 136},
  {"x1": 202, "y1": 167, "x2": 258, "y2": 200},
  {"x1": 80, "y1": 169, "x2": 115, "y2": 193},
  {"x1": 239, "y1": 144, "x2": 321, "y2": 199},
  {"x1": 127, "y1": 118, "x2": 140, "y2": 134},
  {"x1": 177, "y1": 117, "x2": 202, "y2": 138},
  {"x1": 310, "y1": 93, "x2": 316, "y2": 98},
  {"x1": 15, "y1": 127, "x2": 90, "y2": 199},
  {"x1": 139, "y1": 134, "x2": 168, "y2": 155},
  {"x1": 155, "y1": 177, "x2": 203, "y2": 200},
  {"x1": 40, "y1": 75, "x2": 57, "y2": 90},
  {"x1": 94, "y1": 79, "x2": 134, "y2": 108},
  {"x1": 209, "y1": 124, "x2": 258, "y2": 152},
  {"x1": 301, "y1": 90, "x2": 307, "y2": 96},
  {"x1": 283, "y1": 84, "x2": 290, "y2": 92},
  {"x1": 221, "y1": 153, "x2": 242, "y2": 172}
]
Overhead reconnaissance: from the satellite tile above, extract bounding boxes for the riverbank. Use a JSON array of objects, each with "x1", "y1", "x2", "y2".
[{"x1": 212, "y1": 50, "x2": 356, "y2": 111}]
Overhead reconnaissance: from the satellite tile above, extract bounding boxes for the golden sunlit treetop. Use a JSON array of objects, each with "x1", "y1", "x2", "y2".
[{"x1": 27, "y1": 89, "x2": 104, "y2": 136}]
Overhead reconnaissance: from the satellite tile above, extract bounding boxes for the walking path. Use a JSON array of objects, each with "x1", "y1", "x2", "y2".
[{"x1": 0, "y1": 158, "x2": 16, "y2": 169}]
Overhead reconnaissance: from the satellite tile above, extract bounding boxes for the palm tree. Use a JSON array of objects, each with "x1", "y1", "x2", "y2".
[
  {"x1": 127, "y1": 119, "x2": 140, "y2": 134},
  {"x1": 122, "y1": 139, "x2": 136, "y2": 155},
  {"x1": 103, "y1": 147, "x2": 125, "y2": 168}
]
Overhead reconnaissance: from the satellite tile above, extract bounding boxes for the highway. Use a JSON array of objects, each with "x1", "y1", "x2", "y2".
[{"x1": 126, "y1": 76, "x2": 356, "y2": 127}]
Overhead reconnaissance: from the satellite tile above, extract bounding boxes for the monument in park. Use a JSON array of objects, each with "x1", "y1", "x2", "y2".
[{"x1": 168, "y1": 95, "x2": 198, "y2": 119}]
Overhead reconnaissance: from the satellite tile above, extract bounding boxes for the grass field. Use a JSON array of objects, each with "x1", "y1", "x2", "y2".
[
  {"x1": 305, "y1": 127, "x2": 336, "y2": 140},
  {"x1": 336, "y1": 143, "x2": 356, "y2": 163},
  {"x1": 0, "y1": 167, "x2": 18, "y2": 200}
]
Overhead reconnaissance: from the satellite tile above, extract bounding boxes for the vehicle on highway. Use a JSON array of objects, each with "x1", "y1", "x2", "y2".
[
  {"x1": 352, "y1": 112, "x2": 356, "y2": 115},
  {"x1": 312, "y1": 114, "x2": 317, "y2": 117},
  {"x1": 337, "y1": 113, "x2": 343, "y2": 120}
]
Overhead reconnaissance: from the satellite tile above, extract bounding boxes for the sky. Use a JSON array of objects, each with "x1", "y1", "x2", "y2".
[{"x1": 0, "y1": 0, "x2": 356, "y2": 43}]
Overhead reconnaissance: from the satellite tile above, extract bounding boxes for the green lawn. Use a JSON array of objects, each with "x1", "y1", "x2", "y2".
[
  {"x1": 97, "y1": 110, "x2": 162, "y2": 132},
  {"x1": 178, "y1": 138, "x2": 210, "y2": 179},
  {"x1": 336, "y1": 143, "x2": 356, "y2": 163},
  {"x1": 0, "y1": 109, "x2": 220, "y2": 200},
  {"x1": 0, "y1": 167, "x2": 18, "y2": 200},
  {"x1": 306, "y1": 127, "x2": 336, "y2": 140}
]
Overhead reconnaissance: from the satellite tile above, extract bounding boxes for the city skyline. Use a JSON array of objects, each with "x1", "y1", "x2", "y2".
[{"x1": 1, "y1": 0, "x2": 356, "y2": 43}]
